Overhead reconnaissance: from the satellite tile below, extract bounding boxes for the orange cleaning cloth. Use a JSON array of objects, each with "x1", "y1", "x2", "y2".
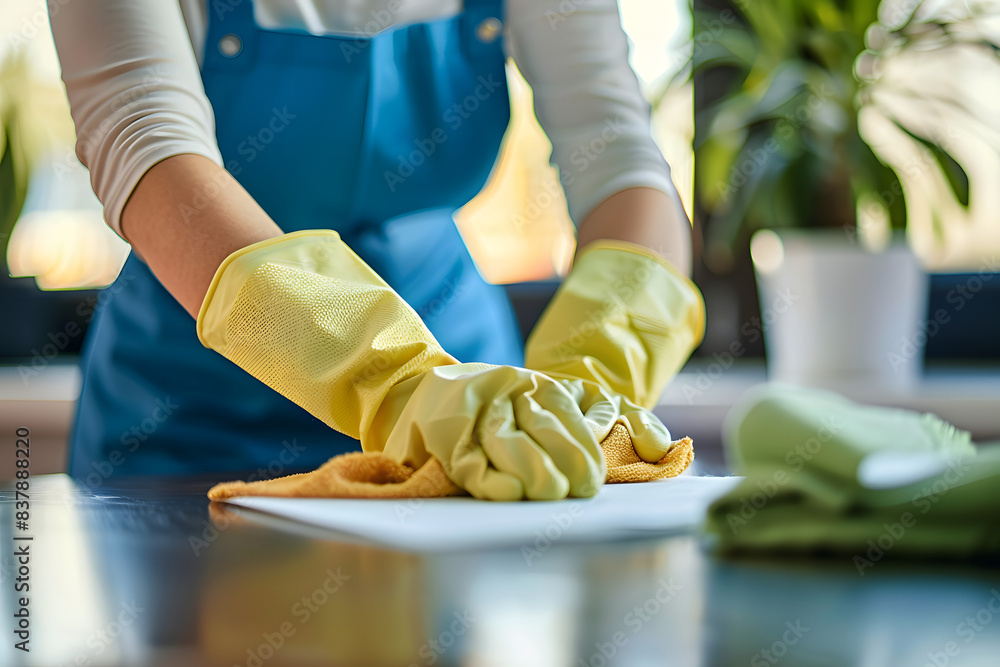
[{"x1": 208, "y1": 423, "x2": 693, "y2": 501}]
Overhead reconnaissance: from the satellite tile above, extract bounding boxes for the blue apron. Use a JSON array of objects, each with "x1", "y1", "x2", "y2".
[{"x1": 69, "y1": 0, "x2": 522, "y2": 482}]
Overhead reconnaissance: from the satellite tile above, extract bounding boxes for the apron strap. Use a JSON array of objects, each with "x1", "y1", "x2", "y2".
[
  {"x1": 207, "y1": 0, "x2": 258, "y2": 36},
  {"x1": 209, "y1": 0, "x2": 503, "y2": 34},
  {"x1": 460, "y1": 0, "x2": 507, "y2": 60},
  {"x1": 204, "y1": 0, "x2": 505, "y2": 64},
  {"x1": 203, "y1": 0, "x2": 261, "y2": 71},
  {"x1": 464, "y1": 0, "x2": 505, "y2": 10}
]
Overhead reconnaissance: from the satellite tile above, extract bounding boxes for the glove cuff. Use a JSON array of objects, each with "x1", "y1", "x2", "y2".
[
  {"x1": 198, "y1": 230, "x2": 347, "y2": 351},
  {"x1": 526, "y1": 238, "x2": 706, "y2": 408},
  {"x1": 195, "y1": 229, "x2": 456, "y2": 442},
  {"x1": 573, "y1": 239, "x2": 702, "y2": 303}
]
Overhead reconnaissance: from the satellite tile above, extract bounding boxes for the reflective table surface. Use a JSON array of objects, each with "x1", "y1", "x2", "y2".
[{"x1": 3, "y1": 474, "x2": 1000, "y2": 666}]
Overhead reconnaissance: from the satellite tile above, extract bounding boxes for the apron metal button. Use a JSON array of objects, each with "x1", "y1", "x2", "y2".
[
  {"x1": 476, "y1": 18, "x2": 503, "y2": 44},
  {"x1": 218, "y1": 34, "x2": 243, "y2": 57}
]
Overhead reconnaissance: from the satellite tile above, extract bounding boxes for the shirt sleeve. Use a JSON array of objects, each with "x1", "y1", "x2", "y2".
[
  {"x1": 48, "y1": 0, "x2": 223, "y2": 237},
  {"x1": 504, "y1": 0, "x2": 679, "y2": 226}
]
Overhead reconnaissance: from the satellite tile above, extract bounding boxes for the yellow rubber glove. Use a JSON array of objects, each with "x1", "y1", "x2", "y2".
[
  {"x1": 385, "y1": 364, "x2": 605, "y2": 499},
  {"x1": 197, "y1": 230, "x2": 605, "y2": 501},
  {"x1": 557, "y1": 377, "x2": 681, "y2": 465},
  {"x1": 525, "y1": 240, "x2": 706, "y2": 410}
]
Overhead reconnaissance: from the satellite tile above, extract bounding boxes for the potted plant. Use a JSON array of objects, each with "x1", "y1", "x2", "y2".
[
  {"x1": 0, "y1": 54, "x2": 34, "y2": 257},
  {"x1": 691, "y1": 0, "x2": 990, "y2": 389},
  {"x1": 0, "y1": 51, "x2": 116, "y2": 359}
]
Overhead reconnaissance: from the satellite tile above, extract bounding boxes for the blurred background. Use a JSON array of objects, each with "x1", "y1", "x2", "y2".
[{"x1": 3, "y1": 0, "x2": 1000, "y2": 478}]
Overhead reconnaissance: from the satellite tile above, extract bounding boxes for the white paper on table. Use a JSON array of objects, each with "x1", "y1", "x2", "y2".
[{"x1": 220, "y1": 476, "x2": 743, "y2": 552}]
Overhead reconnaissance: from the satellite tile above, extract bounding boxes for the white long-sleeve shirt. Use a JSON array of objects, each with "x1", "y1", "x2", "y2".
[{"x1": 48, "y1": 0, "x2": 676, "y2": 236}]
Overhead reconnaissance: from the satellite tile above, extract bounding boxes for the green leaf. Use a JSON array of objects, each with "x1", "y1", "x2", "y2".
[
  {"x1": 704, "y1": 127, "x2": 790, "y2": 254},
  {"x1": 692, "y1": 33, "x2": 759, "y2": 71},
  {"x1": 920, "y1": 137, "x2": 970, "y2": 208},
  {"x1": 0, "y1": 122, "x2": 29, "y2": 272}
]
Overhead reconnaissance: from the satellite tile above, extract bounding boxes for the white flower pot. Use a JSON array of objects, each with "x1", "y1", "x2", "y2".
[{"x1": 751, "y1": 229, "x2": 929, "y2": 390}]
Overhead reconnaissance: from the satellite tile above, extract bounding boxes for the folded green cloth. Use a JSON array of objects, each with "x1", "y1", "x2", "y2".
[{"x1": 706, "y1": 385, "x2": 1000, "y2": 563}]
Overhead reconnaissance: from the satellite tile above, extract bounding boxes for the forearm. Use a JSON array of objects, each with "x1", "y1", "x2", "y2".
[
  {"x1": 575, "y1": 187, "x2": 693, "y2": 276},
  {"x1": 120, "y1": 154, "x2": 283, "y2": 318}
]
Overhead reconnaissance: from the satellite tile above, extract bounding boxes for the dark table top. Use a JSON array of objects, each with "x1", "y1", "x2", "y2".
[{"x1": 3, "y1": 474, "x2": 1000, "y2": 667}]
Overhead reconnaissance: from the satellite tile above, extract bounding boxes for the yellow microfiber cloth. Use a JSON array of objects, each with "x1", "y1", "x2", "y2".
[
  {"x1": 602, "y1": 424, "x2": 693, "y2": 483},
  {"x1": 207, "y1": 424, "x2": 693, "y2": 501}
]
